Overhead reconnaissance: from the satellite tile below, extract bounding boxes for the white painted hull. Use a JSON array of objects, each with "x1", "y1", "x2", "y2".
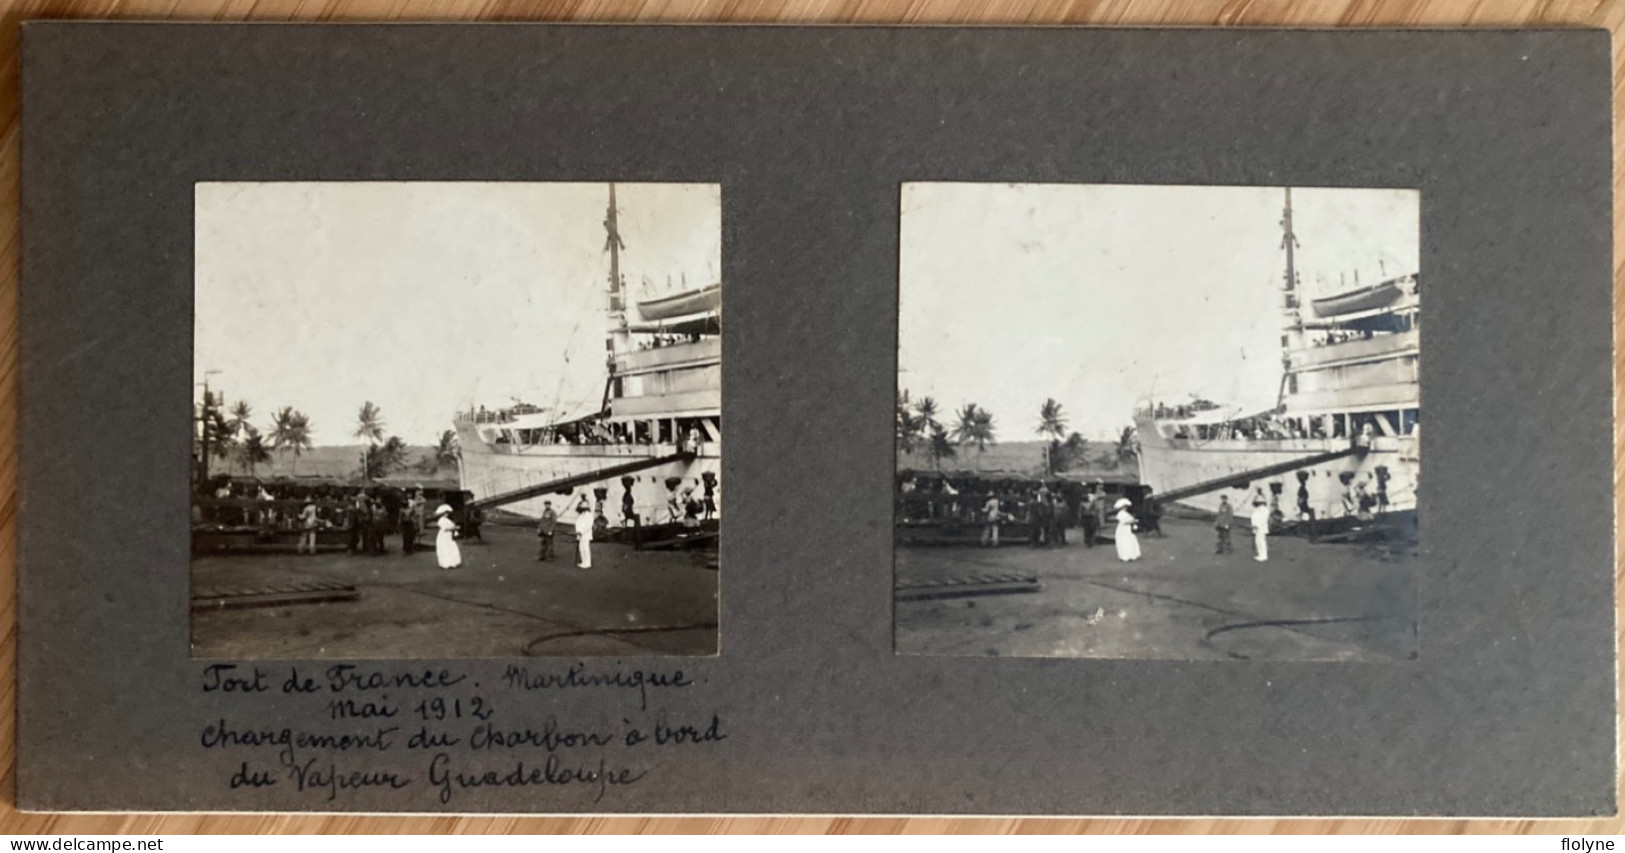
[
  {"x1": 457, "y1": 437, "x2": 720, "y2": 526},
  {"x1": 1136, "y1": 423, "x2": 1417, "y2": 520}
]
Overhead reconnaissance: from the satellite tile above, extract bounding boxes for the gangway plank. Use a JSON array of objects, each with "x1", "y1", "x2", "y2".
[
  {"x1": 1147, "y1": 445, "x2": 1365, "y2": 506},
  {"x1": 468, "y1": 451, "x2": 696, "y2": 512}
]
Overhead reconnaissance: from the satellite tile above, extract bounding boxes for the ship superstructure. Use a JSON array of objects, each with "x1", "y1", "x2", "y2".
[
  {"x1": 1134, "y1": 189, "x2": 1418, "y2": 526},
  {"x1": 454, "y1": 185, "x2": 720, "y2": 526}
]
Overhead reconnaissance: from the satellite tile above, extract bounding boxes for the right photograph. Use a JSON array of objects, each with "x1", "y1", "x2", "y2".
[{"x1": 895, "y1": 183, "x2": 1420, "y2": 662}]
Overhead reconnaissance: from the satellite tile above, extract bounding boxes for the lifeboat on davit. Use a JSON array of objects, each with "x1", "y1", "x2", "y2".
[
  {"x1": 1310, "y1": 279, "x2": 1403, "y2": 318},
  {"x1": 635, "y1": 283, "x2": 721, "y2": 322}
]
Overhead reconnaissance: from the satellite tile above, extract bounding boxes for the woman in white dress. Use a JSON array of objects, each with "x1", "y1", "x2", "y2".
[
  {"x1": 434, "y1": 505, "x2": 462, "y2": 570},
  {"x1": 1113, "y1": 497, "x2": 1141, "y2": 562}
]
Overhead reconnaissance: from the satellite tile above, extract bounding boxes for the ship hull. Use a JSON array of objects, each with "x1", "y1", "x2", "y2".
[
  {"x1": 457, "y1": 434, "x2": 720, "y2": 527},
  {"x1": 1135, "y1": 419, "x2": 1417, "y2": 523}
]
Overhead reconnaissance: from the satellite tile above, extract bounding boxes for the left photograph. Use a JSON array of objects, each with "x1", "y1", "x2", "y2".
[{"x1": 190, "y1": 182, "x2": 722, "y2": 658}]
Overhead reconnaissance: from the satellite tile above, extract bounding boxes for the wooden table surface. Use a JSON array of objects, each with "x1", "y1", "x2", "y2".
[{"x1": 1, "y1": 0, "x2": 1621, "y2": 836}]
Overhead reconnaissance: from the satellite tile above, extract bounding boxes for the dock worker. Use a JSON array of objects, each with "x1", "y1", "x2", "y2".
[
  {"x1": 574, "y1": 501, "x2": 596, "y2": 569},
  {"x1": 667, "y1": 488, "x2": 683, "y2": 525},
  {"x1": 252, "y1": 494, "x2": 273, "y2": 530},
  {"x1": 399, "y1": 497, "x2": 419, "y2": 555},
  {"x1": 255, "y1": 486, "x2": 275, "y2": 528},
  {"x1": 980, "y1": 492, "x2": 1002, "y2": 547},
  {"x1": 1093, "y1": 483, "x2": 1110, "y2": 543},
  {"x1": 536, "y1": 500, "x2": 558, "y2": 561},
  {"x1": 367, "y1": 498, "x2": 388, "y2": 555},
  {"x1": 298, "y1": 497, "x2": 320, "y2": 555},
  {"x1": 346, "y1": 494, "x2": 367, "y2": 554},
  {"x1": 1142, "y1": 495, "x2": 1164, "y2": 538},
  {"x1": 621, "y1": 488, "x2": 637, "y2": 527},
  {"x1": 682, "y1": 489, "x2": 702, "y2": 529},
  {"x1": 1214, "y1": 495, "x2": 1234, "y2": 555},
  {"x1": 1030, "y1": 488, "x2": 1051, "y2": 548},
  {"x1": 411, "y1": 490, "x2": 427, "y2": 536},
  {"x1": 1295, "y1": 473, "x2": 1315, "y2": 521},
  {"x1": 1079, "y1": 490, "x2": 1099, "y2": 547},
  {"x1": 1050, "y1": 492, "x2": 1068, "y2": 546},
  {"x1": 1113, "y1": 498, "x2": 1141, "y2": 562},
  {"x1": 1250, "y1": 496, "x2": 1271, "y2": 562},
  {"x1": 434, "y1": 505, "x2": 461, "y2": 570}
]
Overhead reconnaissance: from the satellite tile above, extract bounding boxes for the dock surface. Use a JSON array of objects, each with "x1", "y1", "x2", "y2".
[
  {"x1": 896, "y1": 517, "x2": 1416, "y2": 661},
  {"x1": 191, "y1": 524, "x2": 718, "y2": 658}
]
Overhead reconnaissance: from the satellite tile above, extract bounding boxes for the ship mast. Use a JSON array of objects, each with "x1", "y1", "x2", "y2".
[
  {"x1": 1281, "y1": 192, "x2": 1306, "y2": 341},
  {"x1": 1281, "y1": 188, "x2": 1302, "y2": 334},
  {"x1": 604, "y1": 184, "x2": 630, "y2": 355},
  {"x1": 1276, "y1": 188, "x2": 1305, "y2": 409}
]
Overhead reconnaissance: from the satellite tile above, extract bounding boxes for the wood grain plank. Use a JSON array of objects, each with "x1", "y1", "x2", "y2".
[{"x1": 1, "y1": 0, "x2": 1620, "y2": 834}]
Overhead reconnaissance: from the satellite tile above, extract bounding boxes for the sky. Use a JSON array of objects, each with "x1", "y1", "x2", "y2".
[
  {"x1": 897, "y1": 183, "x2": 1419, "y2": 441},
  {"x1": 195, "y1": 182, "x2": 721, "y2": 446}
]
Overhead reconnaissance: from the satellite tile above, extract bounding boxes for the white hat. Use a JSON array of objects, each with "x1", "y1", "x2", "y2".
[
  {"x1": 434, "y1": 504, "x2": 453, "y2": 516},
  {"x1": 1113, "y1": 498, "x2": 1131, "y2": 510}
]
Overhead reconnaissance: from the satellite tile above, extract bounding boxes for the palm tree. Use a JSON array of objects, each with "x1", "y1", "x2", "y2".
[
  {"x1": 1036, "y1": 398, "x2": 1068, "y2": 474},
  {"x1": 970, "y1": 407, "x2": 997, "y2": 456},
  {"x1": 896, "y1": 390, "x2": 925, "y2": 455},
  {"x1": 354, "y1": 401, "x2": 385, "y2": 444},
  {"x1": 381, "y1": 436, "x2": 408, "y2": 469},
  {"x1": 914, "y1": 396, "x2": 941, "y2": 433},
  {"x1": 1036, "y1": 398, "x2": 1068, "y2": 439},
  {"x1": 270, "y1": 406, "x2": 296, "y2": 465},
  {"x1": 366, "y1": 435, "x2": 408, "y2": 479},
  {"x1": 236, "y1": 427, "x2": 272, "y2": 477},
  {"x1": 433, "y1": 429, "x2": 460, "y2": 470},
  {"x1": 282, "y1": 411, "x2": 313, "y2": 475},
  {"x1": 355, "y1": 402, "x2": 386, "y2": 479},
  {"x1": 926, "y1": 426, "x2": 957, "y2": 472},
  {"x1": 207, "y1": 409, "x2": 236, "y2": 471},
  {"x1": 951, "y1": 403, "x2": 980, "y2": 445},
  {"x1": 1056, "y1": 431, "x2": 1088, "y2": 473},
  {"x1": 953, "y1": 403, "x2": 996, "y2": 469},
  {"x1": 227, "y1": 401, "x2": 253, "y2": 437}
]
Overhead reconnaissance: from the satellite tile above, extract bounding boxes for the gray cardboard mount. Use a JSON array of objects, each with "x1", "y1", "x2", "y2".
[{"x1": 18, "y1": 23, "x2": 1616, "y2": 815}]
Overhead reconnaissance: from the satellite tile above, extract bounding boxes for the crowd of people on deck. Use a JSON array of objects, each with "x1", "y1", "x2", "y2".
[
  {"x1": 489, "y1": 419, "x2": 711, "y2": 453},
  {"x1": 1146, "y1": 400, "x2": 1223, "y2": 420},
  {"x1": 1168, "y1": 414, "x2": 1403, "y2": 446},
  {"x1": 636, "y1": 332, "x2": 705, "y2": 350},
  {"x1": 1310, "y1": 328, "x2": 1380, "y2": 347}
]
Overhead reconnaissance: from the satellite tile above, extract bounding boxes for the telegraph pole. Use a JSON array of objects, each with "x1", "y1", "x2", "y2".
[{"x1": 198, "y1": 370, "x2": 221, "y2": 489}]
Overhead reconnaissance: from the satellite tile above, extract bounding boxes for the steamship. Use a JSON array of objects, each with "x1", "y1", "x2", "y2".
[
  {"x1": 1133, "y1": 189, "x2": 1418, "y2": 527},
  {"x1": 454, "y1": 185, "x2": 720, "y2": 526}
]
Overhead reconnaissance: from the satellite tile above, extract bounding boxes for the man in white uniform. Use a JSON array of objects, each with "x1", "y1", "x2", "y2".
[
  {"x1": 574, "y1": 502, "x2": 596, "y2": 569},
  {"x1": 1250, "y1": 497, "x2": 1271, "y2": 562}
]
